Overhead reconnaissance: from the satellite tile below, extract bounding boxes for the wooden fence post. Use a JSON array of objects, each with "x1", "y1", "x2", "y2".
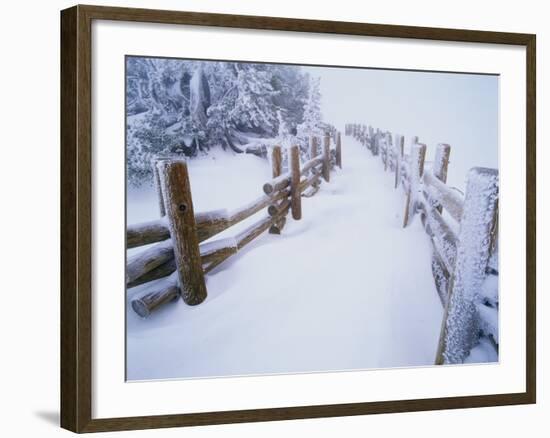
[
  {"x1": 394, "y1": 134, "x2": 404, "y2": 189},
  {"x1": 373, "y1": 129, "x2": 380, "y2": 156},
  {"x1": 289, "y1": 145, "x2": 302, "y2": 220},
  {"x1": 382, "y1": 132, "x2": 390, "y2": 171},
  {"x1": 433, "y1": 144, "x2": 451, "y2": 213},
  {"x1": 402, "y1": 143, "x2": 426, "y2": 227},
  {"x1": 389, "y1": 133, "x2": 394, "y2": 164},
  {"x1": 157, "y1": 159, "x2": 207, "y2": 305},
  {"x1": 435, "y1": 167, "x2": 499, "y2": 364},
  {"x1": 271, "y1": 144, "x2": 282, "y2": 177},
  {"x1": 336, "y1": 132, "x2": 342, "y2": 169},
  {"x1": 323, "y1": 133, "x2": 331, "y2": 182},
  {"x1": 310, "y1": 136, "x2": 318, "y2": 159},
  {"x1": 269, "y1": 145, "x2": 287, "y2": 234},
  {"x1": 152, "y1": 158, "x2": 167, "y2": 217}
]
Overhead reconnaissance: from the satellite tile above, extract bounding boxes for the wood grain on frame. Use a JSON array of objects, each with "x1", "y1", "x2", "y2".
[{"x1": 60, "y1": 4, "x2": 536, "y2": 433}]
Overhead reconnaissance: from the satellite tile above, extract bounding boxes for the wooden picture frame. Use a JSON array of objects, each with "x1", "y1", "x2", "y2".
[{"x1": 61, "y1": 4, "x2": 536, "y2": 433}]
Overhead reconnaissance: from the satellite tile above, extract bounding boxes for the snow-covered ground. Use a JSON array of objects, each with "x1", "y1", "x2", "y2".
[{"x1": 126, "y1": 137, "x2": 445, "y2": 381}]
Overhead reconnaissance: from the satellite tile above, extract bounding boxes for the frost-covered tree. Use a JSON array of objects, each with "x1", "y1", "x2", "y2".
[
  {"x1": 231, "y1": 64, "x2": 278, "y2": 134},
  {"x1": 126, "y1": 57, "x2": 322, "y2": 185},
  {"x1": 272, "y1": 66, "x2": 309, "y2": 132},
  {"x1": 297, "y1": 76, "x2": 323, "y2": 139},
  {"x1": 188, "y1": 65, "x2": 211, "y2": 154},
  {"x1": 276, "y1": 110, "x2": 292, "y2": 146}
]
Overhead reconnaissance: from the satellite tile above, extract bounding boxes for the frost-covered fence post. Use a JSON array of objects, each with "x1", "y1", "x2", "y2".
[
  {"x1": 157, "y1": 159, "x2": 207, "y2": 305},
  {"x1": 402, "y1": 143, "x2": 427, "y2": 227},
  {"x1": 384, "y1": 132, "x2": 393, "y2": 171},
  {"x1": 336, "y1": 132, "x2": 342, "y2": 169},
  {"x1": 373, "y1": 129, "x2": 380, "y2": 156},
  {"x1": 389, "y1": 133, "x2": 395, "y2": 171},
  {"x1": 323, "y1": 133, "x2": 331, "y2": 182},
  {"x1": 384, "y1": 132, "x2": 386, "y2": 168},
  {"x1": 436, "y1": 168, "x2": 499, "y2": 364},
  {"x1": 433, "y1": 144, "x2": 451, "y2": 214},
  {"x1": 384, "y1": 132, "x2": 392, "y2": 172},
  {"x1": 368, "y1": 128, "x2": 373, "y2": 152},
  {"x1": 394, "y1": 134, "x2": 404, "y2": 189},
  {"x1": 289, "y1": 145, "x2": 302, "y2": 220},
  {"x1": 152, "y1": 158, "x2": 167, "y2": 217}
]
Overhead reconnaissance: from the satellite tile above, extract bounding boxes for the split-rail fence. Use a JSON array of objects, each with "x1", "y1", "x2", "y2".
[
  {"x1": 127, "y1": 130, "x2": 342, "y2": 317},
  {"x1": 346, "y1": 123, "x2": 499, "y2": 365}
]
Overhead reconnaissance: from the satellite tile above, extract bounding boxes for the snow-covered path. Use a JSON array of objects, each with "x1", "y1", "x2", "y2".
[{"x1": 127, "y1": 138, "x2": 444, "y2": 380}]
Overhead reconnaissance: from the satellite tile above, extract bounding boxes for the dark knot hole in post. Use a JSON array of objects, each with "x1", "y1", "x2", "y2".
[{"x1": 178, "y1": 203, "x2": 187, "y2": 213}]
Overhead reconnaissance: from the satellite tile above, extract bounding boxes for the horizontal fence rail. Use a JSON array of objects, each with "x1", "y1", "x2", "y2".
[
  {"x1": 346, "y1": 122, "x2": 499, "y2": 365},
  {"x1": 127, "y1": 128, "x2": 343, "y2": 317}
]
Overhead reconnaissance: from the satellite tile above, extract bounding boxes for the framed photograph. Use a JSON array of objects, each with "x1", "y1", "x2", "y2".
[{"x1": 60, "y1": 4, "x2": 536, "y2": 433}]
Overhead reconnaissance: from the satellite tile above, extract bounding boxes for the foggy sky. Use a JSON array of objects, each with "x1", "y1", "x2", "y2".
[{"x1": 305, "y1": 65, "x2": 499, "y2": 190}]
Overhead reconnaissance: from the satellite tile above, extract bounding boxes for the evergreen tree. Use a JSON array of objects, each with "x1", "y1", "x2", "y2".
[
  {"x1": 297, "y1": 76, "x2": 323, "y2": 139},
  {"x1": 126, "y1": 58, "x2": 322, "y2": 186}
]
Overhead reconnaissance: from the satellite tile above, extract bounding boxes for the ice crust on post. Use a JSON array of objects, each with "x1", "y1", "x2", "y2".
[
  {"x1": 394, "y1": 134, "x2": 404, "y2": 189},
  {"x1": 403, "y1": 143, "x2": 426, "y2": 227},
  {"x1": 438, "y1": 167, "x2": 499, "y2": 364}
]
